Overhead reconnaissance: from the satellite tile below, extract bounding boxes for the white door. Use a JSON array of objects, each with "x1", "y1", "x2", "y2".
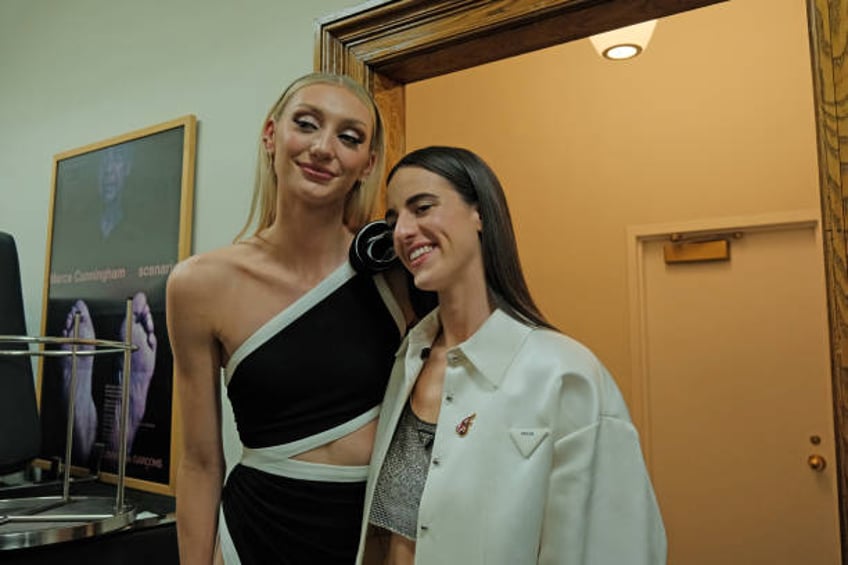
[{"x1": 637, "y1": 218, "x2": 840, "y2": 564}]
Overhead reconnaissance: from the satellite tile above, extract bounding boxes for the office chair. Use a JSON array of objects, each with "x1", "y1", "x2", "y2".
[{"x1": 0, "y1": 231, "x2": 40, "y2": 476}]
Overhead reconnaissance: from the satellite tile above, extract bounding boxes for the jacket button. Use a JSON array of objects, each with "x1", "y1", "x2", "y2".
[
  {"x1": 420, "y1": 524, "x2": 429, "y2": 532},
  {"x1": 445, "y1": 394, "x2": 454, "y2": 402},
  {"x1": 432, "y1": 457, "x2": 440, "y2": 466}
]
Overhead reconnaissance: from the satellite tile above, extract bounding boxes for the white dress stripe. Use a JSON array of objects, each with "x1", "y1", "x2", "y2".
[{"x1": 373, "y1": 272, "x2": 406, "y2": 336}]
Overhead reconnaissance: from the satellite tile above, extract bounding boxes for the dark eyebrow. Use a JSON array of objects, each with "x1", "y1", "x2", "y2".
[
  {"x1": 405, "y1": 193, "x2": 438, "y2": 207},
  {"x1": 385, "y1": 192, "x2": 438, "y2": 223}
]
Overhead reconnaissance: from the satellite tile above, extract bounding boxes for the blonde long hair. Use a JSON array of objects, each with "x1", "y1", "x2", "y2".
[{"x1": 235, "y1": 72, "x2": 386, "y2": 241}]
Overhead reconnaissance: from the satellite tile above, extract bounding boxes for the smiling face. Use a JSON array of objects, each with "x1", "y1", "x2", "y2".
[
  {"x1": 263, "y1": 83, "x2": 376, "y2": 212},
  {"x1": 386, "y1": 166, "x2": 484, "y2": 294}
]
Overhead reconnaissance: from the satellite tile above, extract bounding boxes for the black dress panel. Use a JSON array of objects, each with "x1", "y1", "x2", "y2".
[
  {"x1": 223, "y1": 465, "x2": 367, "y2": 564},
  {"x1": 226, "y1": 271, "x2": 400, "y2": 448},
  {"x1": 221, "y1": 266, "x2": 401, "y2": 564}
]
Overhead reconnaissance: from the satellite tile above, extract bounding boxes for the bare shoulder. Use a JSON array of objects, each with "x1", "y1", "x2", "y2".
[
  {"x1": 168, "y1": 245, "x2": 245, "y2": 295},
  {"x1": 166, "y1": 245, "x2": 259, "y2": 322}
]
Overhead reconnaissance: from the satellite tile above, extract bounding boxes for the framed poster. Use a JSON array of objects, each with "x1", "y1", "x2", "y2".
[{"x1": 38, "y1": 115, "x2": 196, "y2": 495}]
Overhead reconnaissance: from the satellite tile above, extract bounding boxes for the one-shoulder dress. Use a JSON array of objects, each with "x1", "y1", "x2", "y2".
[{"x1": 218, "y1": 261, "x2": 405, "y2": 564}]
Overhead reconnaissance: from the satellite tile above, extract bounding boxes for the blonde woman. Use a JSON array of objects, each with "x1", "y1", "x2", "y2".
[{"x1": 167, "y1": 73, "x2": 410, "y2": 564}]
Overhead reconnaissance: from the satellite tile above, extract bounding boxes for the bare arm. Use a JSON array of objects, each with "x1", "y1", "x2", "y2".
[{"x1": 167, "y1": 260, "x2": 226, "y2": 565}]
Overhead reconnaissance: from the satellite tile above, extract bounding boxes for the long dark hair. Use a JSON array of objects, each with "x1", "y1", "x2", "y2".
[{"x1": 387, "y1": 146, "x2": 554, "y2": 330}]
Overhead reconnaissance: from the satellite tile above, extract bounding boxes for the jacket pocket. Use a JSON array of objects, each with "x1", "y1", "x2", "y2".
[{"x1": 508, "y1": 427, "x2": 550, "y2": 458}]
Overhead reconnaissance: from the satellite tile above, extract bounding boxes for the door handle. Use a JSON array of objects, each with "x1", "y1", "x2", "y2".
[{"x1": 808, "y1": 454, "x2": 827, "y2": 472}]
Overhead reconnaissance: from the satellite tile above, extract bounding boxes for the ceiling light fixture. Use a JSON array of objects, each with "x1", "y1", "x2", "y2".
[{"x1": 589, "y1": 19, "x2": 658, "y2": 61}]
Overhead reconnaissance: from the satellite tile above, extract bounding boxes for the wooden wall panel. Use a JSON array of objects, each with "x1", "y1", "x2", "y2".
[{"x1": 810, "y1": 0, "x2": 848, "y2": 558}]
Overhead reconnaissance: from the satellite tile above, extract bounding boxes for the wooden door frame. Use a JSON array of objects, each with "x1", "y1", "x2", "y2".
[{"x1": 315, "y1": 0, "x2": 848, "y2": 557}]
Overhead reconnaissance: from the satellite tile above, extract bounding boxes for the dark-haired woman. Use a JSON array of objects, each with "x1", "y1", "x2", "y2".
[{"x1": 356, "y1": 146, "x2": 666, "y2": 565}]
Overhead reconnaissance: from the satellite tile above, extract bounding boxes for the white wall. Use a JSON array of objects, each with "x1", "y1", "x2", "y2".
[{"x1": 0, "y1": 0, "x2": 363, "y2": 470}]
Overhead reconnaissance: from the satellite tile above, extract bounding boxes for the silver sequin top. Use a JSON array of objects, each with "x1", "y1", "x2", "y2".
[{"x1": 369, "y1": 400, "x2": 436, "y2": 540}]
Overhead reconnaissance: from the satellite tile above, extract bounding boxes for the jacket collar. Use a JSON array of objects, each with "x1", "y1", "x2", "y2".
[{"x1": 406, "y1": 307, "x2": 533, "y2": 388}]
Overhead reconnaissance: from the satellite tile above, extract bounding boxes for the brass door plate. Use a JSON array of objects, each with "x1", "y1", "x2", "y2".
[{"x1": 664, "y1": 239, "x2": 730, "y2": 264}]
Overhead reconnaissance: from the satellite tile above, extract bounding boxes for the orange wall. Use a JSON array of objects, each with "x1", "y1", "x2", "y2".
[{"x1": 405, "y1": 0, "x2": 819, "y2": 402}]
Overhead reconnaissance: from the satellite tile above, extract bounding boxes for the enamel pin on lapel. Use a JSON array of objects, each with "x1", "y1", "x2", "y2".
[{"x1": 456, "y1": 413, "x2": 477, "y2": 437}]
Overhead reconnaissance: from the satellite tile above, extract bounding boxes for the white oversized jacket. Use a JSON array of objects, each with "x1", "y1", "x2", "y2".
[{"x1": 356, "y1": 308, "x2": 666, "y2": 565}]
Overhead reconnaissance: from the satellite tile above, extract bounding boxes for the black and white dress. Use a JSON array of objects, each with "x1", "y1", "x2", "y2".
[{"x1": 219, "y1": 261, "x2": 404, "y2": 564}]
